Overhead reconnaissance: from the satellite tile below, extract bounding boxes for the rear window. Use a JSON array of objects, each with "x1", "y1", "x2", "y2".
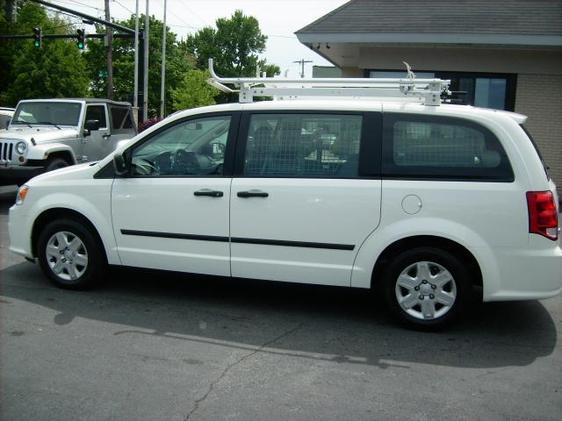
[
  {"x1": 382, "y1": 114, "x2": 514, "y2": 181},
  {"x1": 110, "y1": 106, "x2": 134, "y2": 130},
  {"x1": 520, "y1": 125, "x2": 549, "y2": 180}
]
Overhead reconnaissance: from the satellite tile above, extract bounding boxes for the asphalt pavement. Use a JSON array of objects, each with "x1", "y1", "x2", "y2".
[{"x1": 0, "y1": 185, "x2": 560, "y2": 421}]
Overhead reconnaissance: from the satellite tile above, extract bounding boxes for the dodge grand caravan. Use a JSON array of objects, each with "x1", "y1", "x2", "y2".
[{"x1": 8, "y1": 71, "x2": 561, "y2": 329}]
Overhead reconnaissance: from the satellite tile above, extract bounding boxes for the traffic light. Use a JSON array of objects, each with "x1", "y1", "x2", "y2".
[
  {"x1": 76, "y1": 29, "x2": 85, "y2": 50},
  {"x1": 33, "y1": 27, "x2": 42, "y2": 48}
]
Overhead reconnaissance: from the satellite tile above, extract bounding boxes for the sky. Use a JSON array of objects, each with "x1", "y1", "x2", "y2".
[{"x1": 47, "y1": 0, "x2": 349, "y2": 77}]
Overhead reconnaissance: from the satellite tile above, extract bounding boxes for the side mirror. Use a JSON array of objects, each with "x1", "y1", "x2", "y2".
[
  {"x1": 85, "y1": 119, "x2": 101, "y2": 132},
  {"x1": 5, "y1": 118, "x2": 10, "y2": 129},
  {"x1": 113, "y1": 152, "x2": 129, "y2": 176}
]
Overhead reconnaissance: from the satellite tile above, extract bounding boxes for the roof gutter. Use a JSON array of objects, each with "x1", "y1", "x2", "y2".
[{"x1": 296, "y1": 33, "x2": 562, "y2": 47}]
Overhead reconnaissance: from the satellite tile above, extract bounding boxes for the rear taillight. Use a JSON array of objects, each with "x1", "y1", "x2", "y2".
[{"x1": 526, "y1": 191, "x2": 559, "y2": 241}]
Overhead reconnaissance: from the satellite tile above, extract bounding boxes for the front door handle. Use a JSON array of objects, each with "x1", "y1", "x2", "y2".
[
  {"x1": 237, "y1": 190, "x2": 269, "y2": 198},
  {"x1": 102, "y1": 134, "x2": 111, "y2": 140},
  {"x1": 194, "y1": 189, "x2": 223, "y2": 198}
]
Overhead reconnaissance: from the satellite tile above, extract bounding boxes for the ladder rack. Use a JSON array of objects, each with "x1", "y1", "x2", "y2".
[{"x1": 207, "y1": 58, "x2": 451, "y2": 106}]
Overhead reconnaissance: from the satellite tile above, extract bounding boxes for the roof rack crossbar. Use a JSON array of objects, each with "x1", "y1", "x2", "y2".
[{"x1": 207, "y1": 58, "x2": 450, "y2": 106}]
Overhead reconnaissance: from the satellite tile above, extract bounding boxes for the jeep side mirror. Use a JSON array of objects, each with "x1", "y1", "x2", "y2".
[
  {"x1": 5, "y1": 118, "x2": 10, "y2": 129},
  {"x1": 85, "y1": 119, "x2": 101, "y2": 133},
  {"x1": 113, "y1": 151, "x2": 129, "y2": 176}
]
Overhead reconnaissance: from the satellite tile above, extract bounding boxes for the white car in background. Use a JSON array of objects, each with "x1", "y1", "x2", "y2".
[{"x1": 0, "y1": 107, "x2": 14, "y2": 130}]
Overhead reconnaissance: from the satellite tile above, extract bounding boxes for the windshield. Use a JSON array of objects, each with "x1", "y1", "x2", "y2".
[{"x1": 11, "y1": 102, "x2": 82, "y2": 126}]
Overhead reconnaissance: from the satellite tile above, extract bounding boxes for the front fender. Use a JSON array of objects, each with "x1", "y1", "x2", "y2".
[
  {"x1": 27, "y1": 142, "x2": 77, "y2": 162},
  {"x1": 27, "y1": 186, "x2": 120, "y2": 265},
  {"x1": 351, "y1": 217, "x2": 500, "y2": 297}
]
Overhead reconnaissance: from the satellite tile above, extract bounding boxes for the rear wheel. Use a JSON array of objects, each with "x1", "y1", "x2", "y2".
[
  {"x1": 37, "y1": 219, "x2": 105, "y2": 289},
  {"x1": 382, "y1": 247, "x2": 470, "y2": 329}
]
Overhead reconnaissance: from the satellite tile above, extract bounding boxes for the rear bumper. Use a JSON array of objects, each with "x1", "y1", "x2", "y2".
[
  {"x1": 0, "y1": 164, "x2": 45, "y2": 186},
  {"x1": 484, "y1": 243, "x2": 562, "y2": 301}
]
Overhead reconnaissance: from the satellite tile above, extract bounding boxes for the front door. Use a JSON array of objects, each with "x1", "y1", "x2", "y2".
[
  {"x1": 111, "y1": 113, "x2": 238, "y2": 276},
  {"x1": 83, "y1": 104, "x2": 111, "y2": 161},
  {"x1": 230, "y1": 111, "x2": 382, "y2": 286}
]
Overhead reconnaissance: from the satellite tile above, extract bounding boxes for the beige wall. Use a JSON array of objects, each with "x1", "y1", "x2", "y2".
[
  {"x1": 515, "y1": 74, "x2": 562, "y2": 187},
  {"x1": 339, "y1": 46, "x2": 562, "y2": 75}
]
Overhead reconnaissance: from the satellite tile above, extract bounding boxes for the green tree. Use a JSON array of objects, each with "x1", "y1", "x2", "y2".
[
  {"x1": 6, "y1": 40, "x2": 89, "y2": 104},
  {"x1": 0, "y1": 2, "x2": 89, "y2": 105},
  {"x1": 171, "y1": 69, "x2": 218, "y2": 111},
  {"x1": 84, "y1": 15, "x2": 193, "y2": 117},
  {"x1": 185, "y1": 10, "x2": 280, "y2": 101}
]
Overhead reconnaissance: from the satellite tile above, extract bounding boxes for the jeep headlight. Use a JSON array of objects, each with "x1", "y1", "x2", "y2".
[{"x1": 15, "y1": 141, "x2": 27, "y2": 155}]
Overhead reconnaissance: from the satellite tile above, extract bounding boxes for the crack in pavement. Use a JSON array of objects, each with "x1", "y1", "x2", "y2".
[{"x1": 184, "y1": 322, "x2": 304, "y2": 421}]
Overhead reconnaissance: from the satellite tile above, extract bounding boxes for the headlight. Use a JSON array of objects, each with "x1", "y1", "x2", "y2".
[
  {"x1": 15, "y1": 141, "x2": 27, "y2": 155},
  {"x1": 15, "y1": 185, "x2": 29, "y2": 206}
]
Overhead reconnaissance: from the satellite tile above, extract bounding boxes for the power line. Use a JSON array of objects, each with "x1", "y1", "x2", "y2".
[
  {"x1": 53, "y1": 0, "x2": 104, "y2": 13},
  {"x1": 113, "y1": 0, "x2": 134, "y2": 15},
  {"x1": 177, "y1": 0, "x2": 209, "y2": 27}
]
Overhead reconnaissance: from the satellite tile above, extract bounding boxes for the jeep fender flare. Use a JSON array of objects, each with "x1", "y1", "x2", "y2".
[{"x1": 26, "y1": 143, "x2": 77, "y2": 164}]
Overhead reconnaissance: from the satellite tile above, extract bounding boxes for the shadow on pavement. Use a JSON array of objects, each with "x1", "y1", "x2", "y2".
[
  {"x1": 1, "y1": 261, "x2": 557, "y2": 370},
  {"x1": 0, "y1": 187, "x2": 17, "y2": 215}
]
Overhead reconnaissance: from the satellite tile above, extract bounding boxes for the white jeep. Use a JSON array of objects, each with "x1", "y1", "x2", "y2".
[
  {"x1": 0, "y1": 98, "x2": 136, "y2": 186},
  {"x1": 8, "y1": 69, "x2": 561, "y2": 329}
]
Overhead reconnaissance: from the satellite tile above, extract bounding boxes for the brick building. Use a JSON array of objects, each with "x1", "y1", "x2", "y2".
[{"x1": 296, "y1": 0, "x2": 562, "y2": 188}]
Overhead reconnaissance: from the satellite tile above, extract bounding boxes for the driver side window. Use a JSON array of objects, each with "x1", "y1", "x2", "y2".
[{"x1": 131, "y1": 115, "x2": 231, "y2": 177}]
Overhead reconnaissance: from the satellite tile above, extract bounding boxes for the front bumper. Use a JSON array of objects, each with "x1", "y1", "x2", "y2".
[
  {"x1": 8, "y1": 203, "x2": 33, "y2": 259},
  {"x1": 0, "y1": 164, "x2": 45, "y2": 186}
]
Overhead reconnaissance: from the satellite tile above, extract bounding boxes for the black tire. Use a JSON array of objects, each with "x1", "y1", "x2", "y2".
[
  {"x1": 382, "y1": 247, "x2": 470, "y2": 330},
  {"x1": 45, "y1": 157, "x2": 70, "y2": 172},
  {"x1": 37, "y1": 218, "x2": 106, "y2": 290}
]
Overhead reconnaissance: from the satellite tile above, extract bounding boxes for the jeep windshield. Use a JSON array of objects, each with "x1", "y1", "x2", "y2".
[{"x1": 11, "y1": 102, "x2": 82, "y2": 127}]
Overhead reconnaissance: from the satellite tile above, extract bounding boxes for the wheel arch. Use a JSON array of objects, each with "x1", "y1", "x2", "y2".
[
  {"x1": 45, "y1": 150, "x2": 76, "y2": 165},
  {"x1": 27, "y1": 143, "x2": 77, "y2": 164},
  {"x1": 370, "y1": 235, "x2": 483, "y2": 290},
  {"x1": 31, "y1": 208, "x2": 107, "y2": 263}
]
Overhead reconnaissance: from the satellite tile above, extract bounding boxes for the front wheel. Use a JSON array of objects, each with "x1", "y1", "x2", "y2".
[
  {"x1": 382, "y1": 247, "x2": 470, "y2": 329},
  {"x1": 45, "y1": 157, "x2": 70, "y2": 172},
  {"x1": 37, "y1": 219, "x2": 105, "y2": 290}
]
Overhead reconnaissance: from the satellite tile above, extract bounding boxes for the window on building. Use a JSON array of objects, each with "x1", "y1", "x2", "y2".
[{"x1": 367, "y1": 70, "x2": 516, "y2": 111}]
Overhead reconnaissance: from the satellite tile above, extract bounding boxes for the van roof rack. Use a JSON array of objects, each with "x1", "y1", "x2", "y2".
[{"x1": 207, "y1": 58, "x2": 451, "y2": 106}]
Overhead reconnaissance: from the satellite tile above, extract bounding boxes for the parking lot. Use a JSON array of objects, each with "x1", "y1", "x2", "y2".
[{"x1": 0, "y1": 186, "x2": 560, "y2": 421}]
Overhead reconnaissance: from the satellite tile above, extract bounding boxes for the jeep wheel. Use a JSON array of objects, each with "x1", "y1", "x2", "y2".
[
  {"x1": 37, "y1": 219, "x2": 106, "y2": 290},
  {"x1": 45, "y1": 157, "x2": 70, "y2": 172},
  {"x1": 383, "y1": 247, "x2": 470, "y2": 329}
]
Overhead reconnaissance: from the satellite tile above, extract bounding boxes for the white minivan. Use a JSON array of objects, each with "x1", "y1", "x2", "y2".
[{"x1": 8, "y1": 73, "x2": 561, "y2": 329}]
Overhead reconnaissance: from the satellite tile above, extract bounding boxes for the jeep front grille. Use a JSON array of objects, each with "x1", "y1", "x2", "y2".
[{"x1": 0, "y1": 140, "x2": 15, "y2": 164}]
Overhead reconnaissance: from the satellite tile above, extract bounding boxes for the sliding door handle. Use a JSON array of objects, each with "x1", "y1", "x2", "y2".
[
  {"x1": 237, "y1": 190, "x2": 269, "y2": 198},
  {"x1": 194, "y1": 189, "x2": 223, "y2": 198}
]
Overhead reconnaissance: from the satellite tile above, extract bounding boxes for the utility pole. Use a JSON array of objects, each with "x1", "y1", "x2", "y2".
[
  {"x1": 143, "y1": 0, "x2": 149, "y2": 121},
  {"x1": 293, "y1": 59, "x2": 313, "y2": 78},
  {"x1": 104, "y1": 0, "x2": 113, "y2": 99},
  {"x1": 160, "y1": 0, "x2": 167, "y2": 118},
  {"x1": 133, "y1": 0, "x2": 140, "y2": 124},
  {"x1": 13, "y1": 0, "x2": 18, "y2": 22}
]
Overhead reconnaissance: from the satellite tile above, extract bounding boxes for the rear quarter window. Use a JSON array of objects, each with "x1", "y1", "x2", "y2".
[
  {"x1": 520, "y1": 124, "x2": 549, "y2": 180},
  {"x1": 382, "y1": 114, "x2": 514, "y2": 181}
]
